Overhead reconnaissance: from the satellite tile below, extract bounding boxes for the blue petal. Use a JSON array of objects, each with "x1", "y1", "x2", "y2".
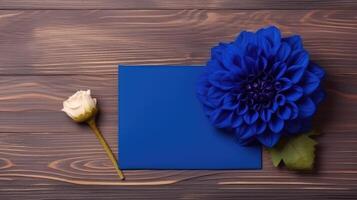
[
  {"x1": 287, "y1": 102, "x2": 299, "y2": 119},
  {"x1": 222, "y1": 94, "x2": 239, "y2": 110},
  {"x1": 300, "y1": 71, "x2": 320, "y2": 95},
  {"x1": 269, "y1": 115, "x2": 285, "y2": 133},
  {"x1": 257, "y1": 56, "x2": 268, "y2": 72},
  {"x1": 212, "y1": 43, "x2": 243, "y2": 72},
  {"x1": 308, "y1": 62, "x2": 325, "y2": 79},
  {"x1": 232, "y1": 54, "x2": 243, "y2": 68},
  {"x1": 257, "y1": 36, "x2": 272, "y2": 57},
  {"x1": 276, "y1": 42, "x2": 291, "y2": 62},
  {"x1": 235, "y1": 124, "x2": 256, "y2": 140},
  {"x1": 232, "y1": 114, "x2": 243, "y2": 128},
  {"x1": 275, "y1": 94, "x2": 286, "y2": 106},
  {"x1": 207, "y1": 59, "x2": 225, "y2": 72},
  {"x1": 235, "y1": 31, "x2": 257, "y2": 48},
  {"x1": 272, "y1": 62, "x2": 287, "y2": 79},
  {"x1": 256, "y1": 120, "x2": 267, "y2": 134},
  {"x1": 278, "y1": 77, "x2": 293, "y2": 91},
  {"x1": 246, "y1": 43, "x2": 260, "y2": 60},
  {"x1": 211, "y1": 43, "x2": 227, "y2": 60},
  {"x1": 243, "y1": 55, "x2": 256, "y2": 74},
  {"x1": 215, "y1": 44, "x2": 244, "y2": 73},
  {"x1": 261, "y1": 109, "x2": 272, "y2": 122},
  {"x1": 310, "y1": 88, "x2": 325, "y2": 105},
  {"x1": 297, "y1": 97, "x2": 316, "y2": 118},
  {"x1": 286, "y1": 64, "x2": 306, "y2": 83},
  {"x1": 196, "y1": 81, "x2": 221, "y2": 108},
  {"x1": 256, "y1": 131, "x2": 281, "y2": 147},
  {"x1": 208, "y1": 71, "x2": 235, "y2": 90},
  {"x1": 288, "y1": 50, "x2": 309, "y2": 69},
  {"x1": 284, "y1": 85, "x2": 303, "y2": 101},
  {"x1": 283, "y1": 35, "x2": 303, "y2": 51},
  {"x1": 221, "y1": 47, "x2": 237, "y2": 71},
  {"x1": 243, "y1": 109, "x2": 259, "y2": 124},
  {"x1": 207, "y1": 86, "x2": 225, "y2": 99},
  {"x1": 257, "y1": 26, "x2": 281, "y2": 47},
  {"x1": 210, "y1": 109, "x2": 233, "y2": 128},
  {"x1": 236, "y1": 101, "x2": 248, "y2": 115},
  {"x1": 277, "y1": 105, "x2": 292, "y2": 120},
  {"x1": 233, "y1": 65, "x2": 249, "y2": 80},
  {"x1": 205, "y1": 87, "x2": 226, "y2": 107},
  {"x1": 271, "y1": 101, "x2": 279, "y2": 112}
]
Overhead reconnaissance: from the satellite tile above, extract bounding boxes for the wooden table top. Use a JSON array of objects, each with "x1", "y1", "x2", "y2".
[{"x1": 0, "y1": 1, "x2": 356, "y2": 199}]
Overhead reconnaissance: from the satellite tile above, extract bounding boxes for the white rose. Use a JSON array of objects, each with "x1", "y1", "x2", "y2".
[
  {"x1": 62, "y1": 90, "x2": 97, "y2": 122},
  {"x1": 61, "y1": 89, "x2": 125, "y2": 180}
]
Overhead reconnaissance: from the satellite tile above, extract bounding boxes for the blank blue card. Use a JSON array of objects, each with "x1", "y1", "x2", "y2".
[{"x1": 119, "y1": 66, "x2": 261, "y2": 169}]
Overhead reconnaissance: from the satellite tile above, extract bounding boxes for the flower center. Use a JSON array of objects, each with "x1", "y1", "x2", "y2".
[{"x1": 242, "y1": 73, "x2": 277, "y2": 110}]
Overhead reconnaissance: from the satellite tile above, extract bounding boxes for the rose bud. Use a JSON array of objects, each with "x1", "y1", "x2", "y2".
[
  {"x1": 62, "y1": 90, "x2": 125, "y2": 180},
  {"x1": 62, "y1": 90, "x2": 97, "y2": 123}
]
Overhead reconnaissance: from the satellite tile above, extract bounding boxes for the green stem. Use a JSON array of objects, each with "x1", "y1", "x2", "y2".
[{"x1": 87, "y1": 118, "x2": 125, "y2": 180}]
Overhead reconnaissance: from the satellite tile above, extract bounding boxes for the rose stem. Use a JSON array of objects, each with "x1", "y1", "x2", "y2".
[{"x1": 87, "y1": 118, "x2": 125, "y2": 180}]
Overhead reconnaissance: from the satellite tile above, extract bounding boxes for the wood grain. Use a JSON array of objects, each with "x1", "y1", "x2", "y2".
[
  {"x1": 0, "y1": 73, "x2": 356, "y2": 199},
  {"x1": 0, "y1": 1, "x2": 356, "y2": 199},
  {"x1": 1, "y1": 0, "x2": 357, "y2": 9},
  {"x1": 0, "y1": 10, "x2": 356, "y2": 75}
]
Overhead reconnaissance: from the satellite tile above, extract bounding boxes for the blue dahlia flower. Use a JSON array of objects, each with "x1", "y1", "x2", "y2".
[{"x1": 197, "y1": 26, "x2": 325, "y2": 147}]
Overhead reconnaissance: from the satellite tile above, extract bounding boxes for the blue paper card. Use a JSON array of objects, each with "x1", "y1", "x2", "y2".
[{"x1": 119, "y1": 66, "x2": 261, "y2": 169}]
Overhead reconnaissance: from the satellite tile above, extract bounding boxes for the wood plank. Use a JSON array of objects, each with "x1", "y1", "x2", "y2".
[
  {"x1": 0, "y1": 10, "x2": 356, "y2": 75},
  {"x1": 0, "y1": 8, "x2": 356, "y2": 200},
  {"x1": 1, "y1": 0, "x2": 357, "y2": 10},
  {"x1": 0, "y1": 74, "x2": 356, "y2": 199}
]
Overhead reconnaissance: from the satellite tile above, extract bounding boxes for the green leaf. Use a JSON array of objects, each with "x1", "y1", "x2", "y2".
[
  {"x1": 269, "y1": 148, "x2": 283, "y2": 167},
  {"x1": 267, "y1": 139, "x2": 286, "y2": 167},
  {"x1": 267, "y1": 132, "x2": 318, "y2": 170}
]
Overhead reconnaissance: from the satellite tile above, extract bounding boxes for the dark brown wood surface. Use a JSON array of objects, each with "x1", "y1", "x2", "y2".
[
  {"x1": 1, "y1": 0, "x2": 357, "y2": 9},
  {"x1": 0, "y1": 1, "x2": 356, "y2": 200}
]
